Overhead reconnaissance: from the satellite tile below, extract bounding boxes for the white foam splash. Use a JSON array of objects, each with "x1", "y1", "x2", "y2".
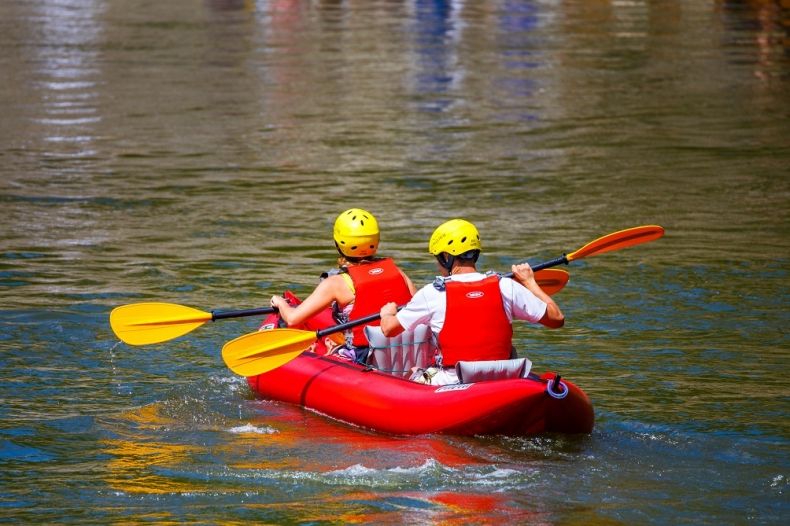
[
  {"x1": 326, "y1": 458, "x2": 457, "y2": 481},
  {"x1": 326, "y1": 463, "x2": 380, "y2": 477},
  {"x1": 479, "y1": 468, "x2": 520, "y2": 478},
  {"x1": 228, "y1": 423, "x2": 277, "y2": 435},
  {"x1": 210, "y1": 374, "x2": 248, "y2": 393},
  {"x1": 390, "y1": 458, "x2": 450, "y2": 474}
]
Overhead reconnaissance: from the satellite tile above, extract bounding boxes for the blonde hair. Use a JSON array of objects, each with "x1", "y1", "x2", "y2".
[{"x1": 337, "y1": 255, "x2": 378, "y2": 268}]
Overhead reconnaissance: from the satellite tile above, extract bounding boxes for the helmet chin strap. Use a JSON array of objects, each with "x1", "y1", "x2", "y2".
[
  {"x1": 437, "y1": 250, "x2": 481, "y2": 274},
  {"x1": 436, "y1": 254, "x2": 456, "y2": 273}
]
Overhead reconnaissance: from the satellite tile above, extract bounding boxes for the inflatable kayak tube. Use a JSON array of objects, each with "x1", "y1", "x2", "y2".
[{"x1": 245, "y1": 351, "x2": 594, "y2": 437}]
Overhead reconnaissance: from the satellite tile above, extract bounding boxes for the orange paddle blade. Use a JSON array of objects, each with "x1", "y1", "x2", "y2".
[
  {"x1": 567, "y1": 225, "x2": 664, "y2": 262},
  {"x1": 534, "y1": 268, "x2": 569, "y2": 295},
  {"x1": 221, "y1": 328, "x2": 317, "y2": 377}
]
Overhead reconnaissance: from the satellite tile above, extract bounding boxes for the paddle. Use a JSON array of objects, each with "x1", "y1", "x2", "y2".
[
  {"x1": 531, "y1": 268, "x2": 569, "y2": 295},
  {"x1": 110, "y1": 302, "x2": 276, "y2": 346},
  {"x1": 222, "y1": 225, "x2": 664, "y2": 377},
  {"x1": 528, "y1": 224, "x2": 664, "y2": 272},
  {"x1": 222, "y1": 310, "x2": 387, "y2": 377},
  {"x1": 221, "y1": 268, "x2": 570, "y2": 377},
  {"x1": 109, "y1": 268, "x2": 567, "y2": 346}
]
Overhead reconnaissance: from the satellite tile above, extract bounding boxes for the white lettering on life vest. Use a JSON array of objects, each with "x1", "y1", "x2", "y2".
[
  {"x1": 368, "y1": 267, "x2": 384, "y2": 275},
  {"x1": 465, "y1": 291, "x2": 484, "y2": 299}
]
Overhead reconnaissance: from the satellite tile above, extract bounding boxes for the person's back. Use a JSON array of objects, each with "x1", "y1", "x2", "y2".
[
  {"x1": 437, "y1": 273, "x2": 512, "y2": 365},
  {"x1": 379, "y1": 218, "x2": 563, "y2": 384},
  {"x1": 270, "y1": 208, "x2": 415, "y2": 361},
  {"x1": 339, "y1": 256, "x2": 412, "y2": 345}
]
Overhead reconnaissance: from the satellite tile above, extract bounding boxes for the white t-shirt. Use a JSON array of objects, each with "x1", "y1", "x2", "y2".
[{"x1": 396, "y1": 272, "x2": 547, "y2": 334}]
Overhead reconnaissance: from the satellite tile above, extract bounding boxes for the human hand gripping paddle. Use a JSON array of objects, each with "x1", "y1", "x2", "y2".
[{"x1": 221, "y1": 224, "x2": 664, "y2": 377}]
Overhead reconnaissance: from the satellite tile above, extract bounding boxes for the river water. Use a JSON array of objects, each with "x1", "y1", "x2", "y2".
[{"x1": 1, "y1": 0, "x2": 788, "y2": 523}]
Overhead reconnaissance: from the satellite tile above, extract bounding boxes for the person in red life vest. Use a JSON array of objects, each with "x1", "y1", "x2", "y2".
[
  {"x1": 379, "y1": 219, "x2": 564, "y2": 385},
  {"x1": 270, "y1": 208, "x2": 415, "y2": 363}
]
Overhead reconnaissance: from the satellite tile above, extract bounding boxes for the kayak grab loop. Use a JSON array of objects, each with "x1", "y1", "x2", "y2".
[{"x1": 546, "y1": 374, "x2": 568, "y2": 399}]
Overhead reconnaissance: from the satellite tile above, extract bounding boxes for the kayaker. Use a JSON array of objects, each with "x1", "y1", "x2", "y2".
[
  {"x1": 379, "y1": 218, "x2": 564, "y2": 385},
  {"x1": 270, "y1": 208, "x2": 416, "y2": 363}
]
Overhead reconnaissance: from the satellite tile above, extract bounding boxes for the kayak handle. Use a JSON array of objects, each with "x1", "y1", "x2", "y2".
[{"x1": 547, "y1": 375, "x2": 568, "y2": 399}]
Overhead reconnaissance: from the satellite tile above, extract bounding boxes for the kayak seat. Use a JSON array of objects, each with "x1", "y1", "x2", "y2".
[
  {"x1": 455, "y1": 358, "x2": 532, "y2": 384},
  {"x1": 363, "y1": 325, "x2": 435, "y2": 378}
]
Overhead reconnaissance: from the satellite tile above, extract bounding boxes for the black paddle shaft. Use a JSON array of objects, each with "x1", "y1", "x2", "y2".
[
  {"x1": 502, "y1": 255, "x2": 569, "y2": 278},
  {"x1": 316, "y1": 305, "x2": 406, "y2": 338},
  {"x1": 211, "y1": 306, "x2": 277, "y2": 321},
  {"x1": 212, "y1": 253, "x2": 570, "y2": 326},
  {"x1": 319, "y1": 254, "x2": 573, "y2": 336}
]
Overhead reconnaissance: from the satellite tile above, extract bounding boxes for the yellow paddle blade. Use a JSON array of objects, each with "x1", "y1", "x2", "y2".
[
  {"x1": 221, "y1": 328, "x2": 318, "y2": 377},
  {"x1": 567, "y1": 225, "x2": 664, "y2": 262},
  {"x1": 535, "y1": 268, "x2": 569, "y2": 295},
  {"x1": 110, "y1": 302, "x2": 212, "y2": 345}
]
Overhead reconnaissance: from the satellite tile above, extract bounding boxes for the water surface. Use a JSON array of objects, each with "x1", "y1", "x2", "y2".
[{"x1": 1, "y1": 0, "x2": 788, "y2": 523}]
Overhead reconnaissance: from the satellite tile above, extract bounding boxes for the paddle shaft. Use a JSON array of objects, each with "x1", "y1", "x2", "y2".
[
  {"x1": 222, "y1": 225, "x2": 664, "y2": 377},
  {"x1": 211, "y1": 306, "x2": 276, "y2": 321},
  {"x1": 502, "y1": 256, "x2": 568, "y2": 278},
  {"x1": 315, "y1": 309, "x2": 397, "y2": 339},
  {"x1": 313, "y1": 268, "x2": 568, "y2": 338},
  {"x1": 225, "y1": 223, "x2": 659, "y2": 342},
  {"x1": 532, "y1": 256, "x2": 568, "y2": 272}
]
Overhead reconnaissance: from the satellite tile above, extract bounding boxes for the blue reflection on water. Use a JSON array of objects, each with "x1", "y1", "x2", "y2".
[{"x1": 412, "y1": 0, "x2": 461, "y2": 114}]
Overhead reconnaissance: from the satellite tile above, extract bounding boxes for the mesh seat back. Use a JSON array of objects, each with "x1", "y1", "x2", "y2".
[
  {"x1": 455, "y1": 357, "x2": 533, "y2": 384},
  {"x1": 364, "y1": 324, "x2": 435, "y2": 378}
]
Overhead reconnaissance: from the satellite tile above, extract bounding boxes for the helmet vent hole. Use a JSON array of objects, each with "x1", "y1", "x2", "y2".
[
  {"x1": 461, "y1": 236, "x2": 467, "y2": 243},
  {"x1": 351, "y1": 245, "x2": 358, "y2": 250},
  {"x1": 447, "y1": 240, "x2": 453, "y2": 245}
]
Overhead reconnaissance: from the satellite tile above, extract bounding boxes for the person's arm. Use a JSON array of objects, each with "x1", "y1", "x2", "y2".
[
  {"x1": 399, "y1": 269, "x2": 417, "y2": 296},
  {"x1": 510, "y1": 263, "x2": 564, "y2": 328},
  {"x1": 270, "y1": 275, "x2": 352, "y2": 327},
  {"x1": 379, "y1": 301, "x2": 404, "y2": 337}
]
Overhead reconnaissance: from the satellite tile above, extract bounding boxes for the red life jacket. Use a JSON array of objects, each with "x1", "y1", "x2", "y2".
[
  {"x1": 345, "y1": 258, "x2": 412, "y2": 347},
  {"x1": 437, "y1": 275, "x2": 513, "y2": 366}
]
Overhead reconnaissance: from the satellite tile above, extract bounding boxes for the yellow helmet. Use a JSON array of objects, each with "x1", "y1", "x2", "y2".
[
  {"x1": 428, "y1": 219, "x2": 481, "y2": 256},
  {"x1": 333, "y1": 208, "x2": 380, "y2": 258}
]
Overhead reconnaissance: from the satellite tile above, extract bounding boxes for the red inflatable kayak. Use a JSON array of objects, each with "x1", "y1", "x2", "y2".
[
  {"x1": 243, "y1": 292, "x2": 594, "y2": 436},
  {"x1": 246, "y1": 352, "x2": 593, "y2": 436}
]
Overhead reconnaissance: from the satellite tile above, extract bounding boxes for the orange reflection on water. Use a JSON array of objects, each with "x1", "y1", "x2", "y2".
[
  {"x1": 118, "y1": 402, "x2": 177, "y2": 429},
  {"x1": 241, "y1": 489, "x2": 542, "y2": 525},
  {"x1": 429, "y1": 492, "x2": 544, "y2": 525},
  {"x1": 101, "y1": 438, "x2": 204, "y2": 495},
  {"x1": 101, "y1": 404, "x2": 208, "y2": 495}
]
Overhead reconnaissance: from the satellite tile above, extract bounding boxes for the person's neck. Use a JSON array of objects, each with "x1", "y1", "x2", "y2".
[{"x1": 450, "y1": 263, "x2": 477, "y2": 276}]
